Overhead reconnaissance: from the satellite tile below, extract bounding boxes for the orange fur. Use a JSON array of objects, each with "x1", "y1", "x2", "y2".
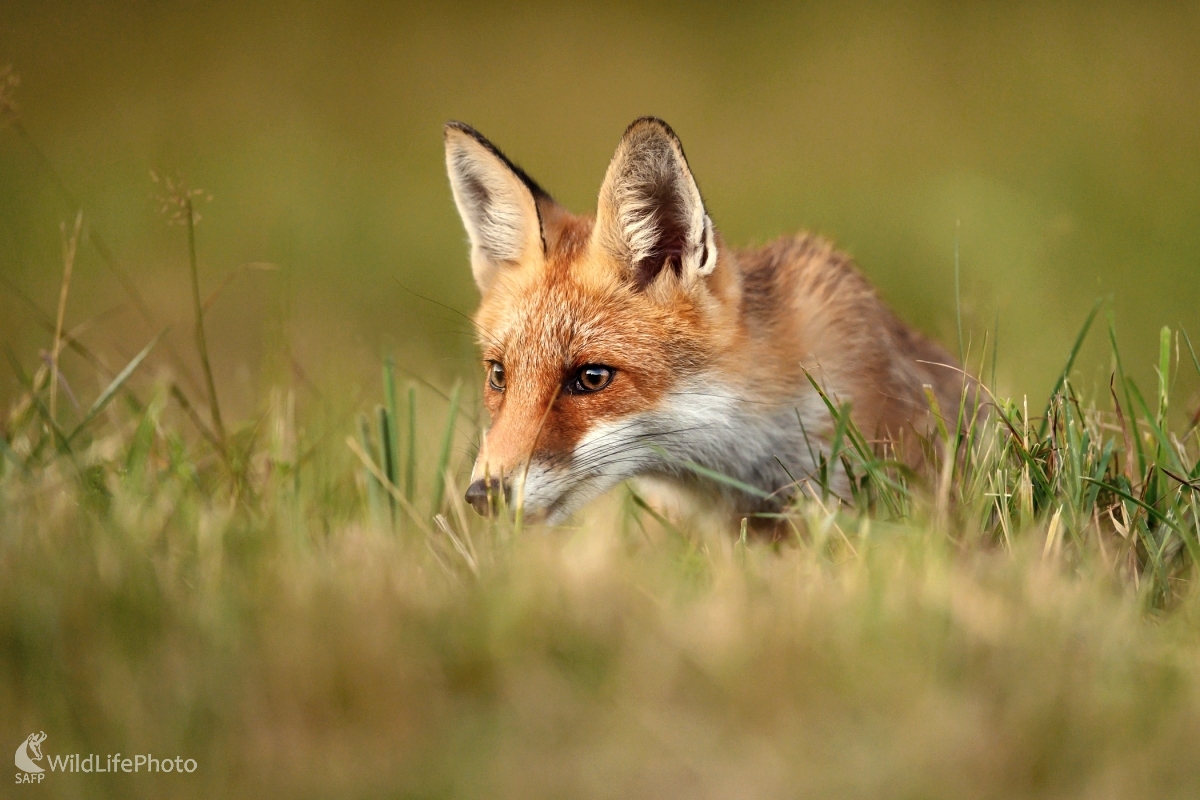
[{"x1": 446, "y1": 118, "x2": 968, "y2": 523}]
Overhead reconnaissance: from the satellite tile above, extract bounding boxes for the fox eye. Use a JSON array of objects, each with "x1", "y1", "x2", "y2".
[
  {"x1": 487, "y1": 361, "x2": 506, "y2": 391},
  {"x1": 570, "y1": 364, "x2": 614, "y2": 394}
]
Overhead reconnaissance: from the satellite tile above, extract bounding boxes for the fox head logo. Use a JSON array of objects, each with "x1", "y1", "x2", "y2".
[
  {"x1": 445, "y1": 118, "x2": 964, "y2": 524},
  {"x1": 15, "y1": 732, "x2": 47, "y2": 774}
]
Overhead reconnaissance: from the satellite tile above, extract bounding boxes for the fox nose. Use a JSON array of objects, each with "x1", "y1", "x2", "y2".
[{"x1": 465, "y1": 477, "x2": 506, "y2": 516}]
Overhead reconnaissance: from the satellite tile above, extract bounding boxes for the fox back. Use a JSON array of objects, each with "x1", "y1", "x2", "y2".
[{"x1": 445, "y1": 118, "x2": 966, "y2": 523}]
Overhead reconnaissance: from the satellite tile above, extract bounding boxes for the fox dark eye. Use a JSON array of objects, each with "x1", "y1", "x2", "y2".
[
  {"x1": 570, "y1": 365, "x2": 614, "y2": 394},
  {"x1": 487, "y1": 361, "x2": 506, "y2": 391}
]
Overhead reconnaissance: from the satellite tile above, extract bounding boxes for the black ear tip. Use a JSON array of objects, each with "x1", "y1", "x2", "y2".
[
  {"x1": 624, "y1": 116, "x2": 680, "y2": 142},
  {"x1": 442, "y1": 121, "x2": 553, "y2": 202},
  {"x1": 445, "y1": 120, "x2": 480, "y2": 140}
]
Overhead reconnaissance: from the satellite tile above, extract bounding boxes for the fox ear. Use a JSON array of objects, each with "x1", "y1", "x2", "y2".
[
  {"x1": 445, "y1": 122, "x2": 550, "y2": 291},
  {"x1": 595, "y1": 117, "x2": 717, "y2": 289}
]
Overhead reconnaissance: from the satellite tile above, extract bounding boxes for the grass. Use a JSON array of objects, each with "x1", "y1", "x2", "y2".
[
  {"x1": 4, "y1": 101, "x2": 1200, "y2": 798},
  {"x1": 4, "y1": 282, "x2": 1200, "y2": 800}
]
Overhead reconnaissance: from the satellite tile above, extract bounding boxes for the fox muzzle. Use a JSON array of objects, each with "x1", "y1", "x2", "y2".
[{"x1": 464, "y1": 476, "x2": 508, "y2": 516}]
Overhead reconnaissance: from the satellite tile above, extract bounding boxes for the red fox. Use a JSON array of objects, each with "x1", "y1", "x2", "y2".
[{"x1": 445, "y1": 117, "x2": 967, "y2": 524}]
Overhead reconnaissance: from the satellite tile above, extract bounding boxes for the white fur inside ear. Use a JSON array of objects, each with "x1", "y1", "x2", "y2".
[
  {"x1": 599, "y1": 124, "x2": 718, "y2": 285},
  {"x1": 445, "y1": 138, "x2": 541, "y2": 290},
  {"x1": 609, "y1": 146, "x2": 672, "y2": 268},
  {"x1": 694, "y1": 214, "x2": 718, "y2": 278},
  {"x1": 449, "y1": 155, "x2": 526, "y2": 269}
]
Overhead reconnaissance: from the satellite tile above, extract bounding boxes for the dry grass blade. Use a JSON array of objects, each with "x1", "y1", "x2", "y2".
[
  {"x1": 434, "y1": 513, "x2": 479, "y2": 577},
  {"x1": 49, "y1": 210, "x2": 83, "y2": 421},
  {"x1": 0, "y1": 274, "x2": 134, "y2": 401}
]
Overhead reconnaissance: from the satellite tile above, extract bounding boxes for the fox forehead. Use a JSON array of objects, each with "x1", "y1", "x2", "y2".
[{"x1": 474, "y1": 235, "x2": 706, "y2": 379}]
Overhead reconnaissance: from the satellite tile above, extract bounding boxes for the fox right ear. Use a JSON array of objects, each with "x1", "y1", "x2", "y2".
[
  {"x1": 595, "y1": 117, "x2": 717, "y2": 290},
  {"x1": 444, "y1": 122, "x2": 549, "y2": 291}
]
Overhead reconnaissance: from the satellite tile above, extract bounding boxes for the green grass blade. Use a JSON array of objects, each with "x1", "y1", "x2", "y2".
[
  {"x1": 383, "y1": 357, "x2": 401, "y2": 487},
  {"x1": 828, "y1": 403, "x2": 852, "y2": 468},
  {"x1": 628, "y1": 488, "x2": 687, "y2": 541},
  {"x1": 430, "y1": 380, "x2": 462, "y2": 517},
  {"x1": 124, "y1": 393, "x2": 163, "y2": 475},
  {"x1": 1040, "y1": 298, "x2": 1102, "y2": 438},
  {"x1": 1, "y1": 349, "x2": 71, "y2": 455},
  {"x1": 802, "y1": 370, "x2": 873, "y2": 462},
  {"x1": 1127, "y1": 379, "x2": 1186, "y2": 475},
  {"x1": 359, "y1": 412, "x2": 386, "y2": 529},
  {"x1": 923, "y1": 385, "x2": 952, "y2": 444},
  {"x1": 992, "y1": 402, "x2": 1053, "y2": 499},
  {"x1": 377, "y1": 405, "x2": 396, "y2": 525},
  {"x1": 1183, "y1": 328, "x2": 1200, "y2": 380},
  {"x1": 186, "y1": 198, "x2": 224, "y2": 442},
  {"x1": 27, "y1": 393, "x2": 73, "y2": 455},
  {"x1": 405, "y1": 384, "x2": 417, "y2": 504},
  {"x1": 795, "y1": 407, "x2": 818, "y2": 472},
  {"x1": 649, "y1": 445, "x2": 774, "y2": 500},
  {"x1": 1109, "y1": 312, "x2": 1146, "y2": 478},
  {"x1": 4, "y1": 344, "x2": 34, "y2": 389},
  {"x1": 1081, "y1": 476, "x2": 1184, "y2": 539},
  {"x1": 66, "y1": 327, "x2": 168, "y2": 444},
  {"x1": 1083, "y1": 440, "x2": 1116, "y2": 512},
  {"x1": 1158, "y1": 325, "x2": 1171, "y2": 420}
]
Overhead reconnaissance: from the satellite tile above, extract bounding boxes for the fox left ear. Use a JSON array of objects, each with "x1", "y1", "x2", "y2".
[
  {"x1": 444, "y1": 122, "x2": 550, "y2": 291},
  {"x1": 595, "y1": 117, "x2": 718, "y2": 289}
]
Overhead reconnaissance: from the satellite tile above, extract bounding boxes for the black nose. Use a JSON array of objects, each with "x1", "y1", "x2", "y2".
[{"x1": 465, "y1": 478, "x2": 506, "y2": 516}]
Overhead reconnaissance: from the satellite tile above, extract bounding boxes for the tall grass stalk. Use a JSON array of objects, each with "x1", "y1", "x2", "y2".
[
  {"x1": 11, "y1": 105, "x2": 210, "y2": 407},
  {"x1": 185, "y1": 196, "x2": 224, "y2": 442}
]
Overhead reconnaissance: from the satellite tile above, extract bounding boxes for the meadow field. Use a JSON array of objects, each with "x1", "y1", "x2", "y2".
[
  {"x1": 3, "y1": 2, "x2": 1200, "y2": 798},
  {"x1": 4, "y1": 304, "x2": 1200, "y2": 797}
]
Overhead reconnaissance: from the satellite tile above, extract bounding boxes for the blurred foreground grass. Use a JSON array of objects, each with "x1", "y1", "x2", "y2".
[{"x1": 3, "y1": 259, "x2": 1200, "y2": 797}]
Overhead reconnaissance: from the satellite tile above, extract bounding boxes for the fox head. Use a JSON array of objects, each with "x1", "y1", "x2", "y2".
[{"x1": 446, "y1": 117, "x2": 744, "y2": 523}]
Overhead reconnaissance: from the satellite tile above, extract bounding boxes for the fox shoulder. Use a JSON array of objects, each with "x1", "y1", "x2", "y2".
[{"x1": 735, "y1": 233, "x2": 966, "y2": 445}]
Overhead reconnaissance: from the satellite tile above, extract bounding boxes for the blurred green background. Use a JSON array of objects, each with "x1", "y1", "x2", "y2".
[{"x1": 2, "y1": 0, "x2": 1198, "y2": 416}]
